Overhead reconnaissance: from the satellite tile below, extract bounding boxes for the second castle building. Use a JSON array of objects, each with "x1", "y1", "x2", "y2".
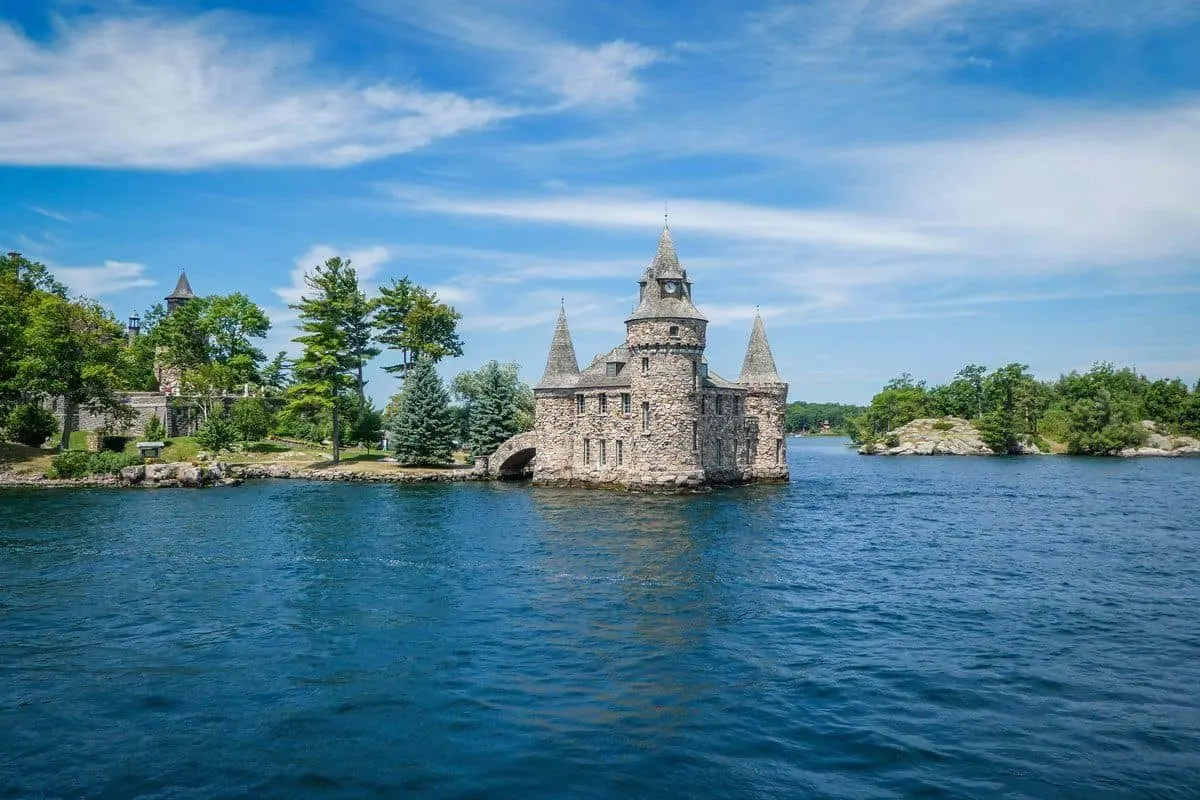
[{"x1": 531, "y1": 226, "x2": 789, "y2": 490}]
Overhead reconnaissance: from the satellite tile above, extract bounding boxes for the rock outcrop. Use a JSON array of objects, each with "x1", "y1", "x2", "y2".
[
  {"x1": 227, "y1": 464, "x2": 486, "y2": 483},
  {"x1": 1118, "y1": 422, "x2": 1200, "y2": 458},
  {"x1": 859, "y1": 418, "x2": 997, "y2": 456},
  {"x1": 118, "y1": 462, "x2": 242, "y2": 488}
]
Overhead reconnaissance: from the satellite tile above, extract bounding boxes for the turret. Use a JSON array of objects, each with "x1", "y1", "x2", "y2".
[
  {"x1": 165, "y1": 271, "x2": 195, "y2": 314},
  {"x1": 738, "y1": 312, "x2": 789, "y2": 479},
  {"x1": 531, "y1": 305, "x2": 581, "y2": 484}
]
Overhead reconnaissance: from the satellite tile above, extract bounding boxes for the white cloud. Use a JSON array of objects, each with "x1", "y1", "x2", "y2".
[
  {"x1": 29, "y1": 206, "x2": 71, "y2": 223},
  {"x1": 53, "y1": 260, "x2": 155, "y2": 297},
  {"x1": 275, "y1": 244, "x2": 393, "y2": 305},
  {"x1": 353, "y1": 0, "x2": 658, "y2": 108},
  {"x1": 0, "y1": 13, "x2": 517, "y2": 168}
]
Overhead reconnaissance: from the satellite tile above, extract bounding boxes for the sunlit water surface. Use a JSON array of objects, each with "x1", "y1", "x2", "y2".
[{"x1": 3, "y1": 439, "x2": 1199, "y2": 798}]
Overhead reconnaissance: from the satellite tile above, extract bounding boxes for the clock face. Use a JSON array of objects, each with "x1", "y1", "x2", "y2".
[{"x1": 664, "y1": 281, "x2": 678, "y2": 293}]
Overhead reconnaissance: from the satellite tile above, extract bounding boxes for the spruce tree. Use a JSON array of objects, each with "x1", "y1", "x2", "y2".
[
  {"x1": 390, "y1": 356, "x2": 456, "y2": 465},
  {"x1": 466, "y1": 362, "x2": 521, "y2": 458}
]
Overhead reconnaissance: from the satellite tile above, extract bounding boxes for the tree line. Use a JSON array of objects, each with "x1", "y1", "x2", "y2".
[
  {"x1": 1, "y1": 251, "x2": 533, "y2": 466},
  {"x1": 849, "y1": 362, "x2": 1200, "y2": 455},
  {"x1": 785, "y1": 401, "x2": 866, "y2": 435}
]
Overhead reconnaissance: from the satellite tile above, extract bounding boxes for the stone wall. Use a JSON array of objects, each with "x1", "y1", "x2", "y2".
[{"x1": 744, "y1": 384, "x2": 789, "y2": 481}]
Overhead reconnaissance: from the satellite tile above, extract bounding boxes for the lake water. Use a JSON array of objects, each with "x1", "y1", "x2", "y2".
[{"x1": 3, "y1": 438, "x2": 1199, "y2": 799}]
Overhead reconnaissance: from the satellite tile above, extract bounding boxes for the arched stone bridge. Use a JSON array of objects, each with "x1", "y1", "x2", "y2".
[{"x1": 485, "y1": 431, "x2": 538, "y2": 479}]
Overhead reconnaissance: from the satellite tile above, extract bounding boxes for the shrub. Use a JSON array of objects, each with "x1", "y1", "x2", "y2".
[
  {"x1": 5, "y1": 404, "x2": 58, "y2": 447},
  {"x1": 195, "y1": 414, "x2": 236, "y2": 453},
  {"x1": 142, "y1": 414, "x2": 167, "y2": 441},
  {"x1": 47, "y1": 450, "x2": 143, "y2": 479},
  {"x1": 884, "y1": 433, "x2": 901, "y2": 448},
  {"x1": 230, "y1": 397, "x2": 273, "y2": 442},
  {"x1": 100, "y1": 435, "x2": 129, "y2": 453},
  {"x1": 976, "y1": 410, "x2": 1020, "y2": 454},
  {"x1": 931, "y1": 420, "x2": 954, "y2": 432},
  {"x1": 47, "y1": 450, "x2": 93, "y2": 479}
]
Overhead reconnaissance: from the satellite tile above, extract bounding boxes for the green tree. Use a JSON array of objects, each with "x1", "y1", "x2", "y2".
[
  {"x1": 374, "y1": 278, "x2": 464, "y2": 377},
  {"x1": 389, "y1": 356, "x2": 456, "y2": 465},
  {"x1": 1142, "y1": 378, "x2": 1189, "y2": 429},
  {"x1": 347, "y1": 404, "x2": 384, "y2": 451},
  {"x1": 848, "y1": 374, "x2": 931, "y2": 442},
  {"x1": 4, "y1": 403, "x2": 58, "y2": 447},
  {"x1": 230, "y1": 397, "x2": 273, "y2": 442},
  {"x1": 455, "y1": 361, "x2": 526, "y2": 457},
  {"x1": 260, "y1": 351, "x2": 292, "y2": 396},
  {"x1": 142, "y1": 414, "x2": 167, "y2": 441},
  {"x1": 1064, "y1": 388, "x2": 1147, "y2": 455},
  {"x1": 195, "y1": 414, "x2": 237, "y2": 453},
  {"x1": 287, "y1": 257, "x2": 360, "y2": 464}
]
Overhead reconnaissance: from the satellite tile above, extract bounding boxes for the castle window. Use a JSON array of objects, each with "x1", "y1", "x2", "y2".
[
  {"x1": 716, "y1": 439, "x2": 723, "y2": 466},
  {"x1": 621, "y1": 393, "x2": 631, "y2": 414},
  {"x1": 584, "y1": 438, "x2": 591, "y2": 464},
  {"x1": 734, "y1": 439, "x2": 741, "y2": 464},
  {"x1": 692, "y1": 360, "x2": 698, "y2": 391},
  {"x1": 599, "y1": 440, "x2": 607, "y2": 467},
  {"x1": 692, "y1": 421, "x2": 698, "y2": 452},
  {"x1": 669, "y1": 325, "x2": 679, "y2": 337},
  {"x1": 642, "y1": 401, "x2": 651, "y2": 432},
  {"x1": 598, "y1": 394, "x2": 608, "y2": 414},
  {"x1": 701, "y1": 395, "x2": 706, "y2": 415},
  {"x1": 606, "y1": 362, "x2": 622, "y2": 377},
  {"x1": 641, "y1": 357, "x2": 650, "y2": 375},
  {"x1": 715, "y1": 395, "x2": 724, "y2": 415},
  {"x1": 616, "y1": 439, "x2": 624, "y2": 465},
  {"x1": 775, "y1": 438, "x2": 783, "y2": 464},
  {"x1": 576, "y1": 394, "x2": 585, "y2": 414}
]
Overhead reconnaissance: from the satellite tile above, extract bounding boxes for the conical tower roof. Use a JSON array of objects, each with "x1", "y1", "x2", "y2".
[
  {"x1": 738, "y1": 312, "x2": 784, "y2": 386},
  {"x1": 647, "y1": 226, "x2": 684, "y2": 280},
  {"x1": 535, "y1": 306, "x2": 581, "y2": 390},
  {"x1": 628, "y1": 226, "x2": 706, "y2": 322},
  {"x1": 166, "y1": 271, "x2": 194, "y2": 300}
]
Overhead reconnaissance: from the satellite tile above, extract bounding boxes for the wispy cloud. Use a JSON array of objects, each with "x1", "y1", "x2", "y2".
[
  {"x1": 275, "y1": 244, "x2": 393, "y2": 306},
  {"x1": 53, "y1": 260, "x2": 154, "y2": 297},
  {"x1": 28, "y1": 206, "x2": 71, "y2": 223},
  {"x1": 0, "y1": 13, "x2": 518, "y2": 168}
]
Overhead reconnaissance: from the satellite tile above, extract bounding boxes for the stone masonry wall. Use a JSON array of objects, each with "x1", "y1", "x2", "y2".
[{"x1": 745, "y1": 385, "x2": 789, "y2": 481}]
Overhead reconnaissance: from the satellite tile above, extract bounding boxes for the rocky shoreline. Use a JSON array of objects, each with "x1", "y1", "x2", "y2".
[
  {"x1": 0, "y1": 461, "x2": 487, "y2": 489},
  {"x1": 859, "y1": 418, "x2": 1200, "y2": 457}
]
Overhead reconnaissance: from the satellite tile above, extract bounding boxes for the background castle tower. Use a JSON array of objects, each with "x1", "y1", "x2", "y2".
[
  {"x1": 738, "y1": 312, "x2": 789, "y2": 480},
  {"x1": 624, "y1": 226, "x2": 707, "y2": 486},
  {"x1": 155, "y1": 271, "x2": 195, "y2": 395},
  {"x1": 531, "y1": 306, "x2": 581, "y2": 484}
]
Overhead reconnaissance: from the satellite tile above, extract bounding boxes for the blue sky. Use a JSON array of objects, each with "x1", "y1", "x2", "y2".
[{"x1": 2, "y1": 0, "x2": 1199, "y2": 405}]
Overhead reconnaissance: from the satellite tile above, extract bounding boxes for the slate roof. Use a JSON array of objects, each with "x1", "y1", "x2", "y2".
[
  {"x1": 166, "y1": 271, "x2": 195, "y2": 300},
  {"x1": 737, "y1": 312, "x2": 784, "y2": 386},
  {"x1": 534, "y1": 306, "x2": 581, "y2": 390},
  {"x1": 575, "y1": 345, "x2": 632, "y2": 388},
  {"x1": 628, "y1": 227, "x2": 707, "y2": 323}
]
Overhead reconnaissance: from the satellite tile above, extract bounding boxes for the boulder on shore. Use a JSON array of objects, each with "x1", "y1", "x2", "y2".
[
  {"x1": 859, "y1": 418, "x2": 996, "y2": 456},
  {"x1": 1118, "y1": 422, "x2": 1200, "y2": 458},
  {"x1": 118, "y1": 462, "x2": 240, "y2": 488}
]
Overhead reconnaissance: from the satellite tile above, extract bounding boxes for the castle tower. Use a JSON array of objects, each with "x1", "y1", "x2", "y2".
[
  {"x1": 738, "y1": 312, "x2": 789, "y2": 481},
  {"x1": 624, "y1": 226, "x2": 707, "y2": 487},
  {"x1": 155, "y1": 271, "x2": 196, "y2": 396},
  {"x1": 165, "y1": 271, "x2": 195, "y2": 313},
  {"x1": 531, "y1": 306, "x2": 581, "y2": 484}
]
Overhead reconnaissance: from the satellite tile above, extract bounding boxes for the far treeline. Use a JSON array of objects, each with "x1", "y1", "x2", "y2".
[
  {"x1": 0, "y1": 252, "x2": 533, "y2": 468},
  {"x1": 785, "y1": 402, "x2": 866, "y2": 435},
  {"x1": 850, "y1": 362, "x2": 1200, "y2": 455}
]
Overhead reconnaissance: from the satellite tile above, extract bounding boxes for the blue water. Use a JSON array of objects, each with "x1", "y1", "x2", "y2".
[{"x1": 2, "y1": 439, "x2": 1199, "y2": 799}]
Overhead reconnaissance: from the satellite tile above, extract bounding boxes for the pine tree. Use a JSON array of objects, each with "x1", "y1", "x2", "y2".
[
  {"x1": 374, "y1": 277, "x2": 464, "y2": 378},
  {"x1": 466, "y1": 362, "x2": 521, "y2": 458},
  {"x1": 287, "y1": 257, "x2": 359, "y2": 464},
  {"x1": 389, "y1": 356, "x2": 456, "y2": 465}
]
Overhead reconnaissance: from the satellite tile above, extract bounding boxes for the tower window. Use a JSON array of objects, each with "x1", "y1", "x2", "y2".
[
  {"x1": 715, "y1": 395, "x2": 724, "y2": 415},
  {"x1": 692, "y1": 421, "x2": 698, "y2": 452},
  {"x1": 642, "y1": 402, "x2": 651, "y2": 432},
  {"x1": 599, "y1": 440, "x2": 607, "y2": 467},
  {"x1": 775, "y1": 438, "x2": 783, "y2": 464},
  {"x1": 621, "y1": 393, "x2": 631, "y2": 414},
  {"x1": 701, "y1": 395, "x2": 706, "y2": 415},
  {"x1": 616, "y1": 440, "x2": 624, "y2": 465},
  {"x1": 669, "y1": 325, "x2": 679, "y2": 337},
  {"x1": 692, "y1": 360, "x2": 698, "y2": 391},
  {"x1": 598, "y1": 394, "x2": 608, "y2": 414},
  {"x1": 584, "y1": 438, "x2": 591, "y2": 464},
  {"x1": 716, "y1": 439, "x2": 723, "y2": 466},
  {"x1": 734, "y1": 439, "x2": 741, "y2": 464},
  {"x1": 575, "y1": 394, "x2": 585, "y2": 414},
  {"x1": 641, "y1": 357, "x2": 650, "y2": 375}
]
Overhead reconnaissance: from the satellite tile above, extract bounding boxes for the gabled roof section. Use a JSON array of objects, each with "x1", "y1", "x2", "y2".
[
  {"x1": 575, "y1": 344, "x2": 633, "y2": 388},
  {"x1": 535, "y1": 306, "x2": 581, "y2": 390},
  {"x1": 166, "y1": 271, "x2": 195, "y2": 300},
  {"x1": 738, "y1": 312, "x2": 784, "y2": 386}
]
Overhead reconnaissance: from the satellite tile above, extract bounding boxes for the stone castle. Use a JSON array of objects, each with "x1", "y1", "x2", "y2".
[{"x1": 490, "y1": 226, "x2": 789, "y2": 490}]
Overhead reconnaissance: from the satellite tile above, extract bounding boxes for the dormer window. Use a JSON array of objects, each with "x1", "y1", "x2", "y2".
[{"x1": 669, "y1": 325, "x2": 679, "y2": 337}]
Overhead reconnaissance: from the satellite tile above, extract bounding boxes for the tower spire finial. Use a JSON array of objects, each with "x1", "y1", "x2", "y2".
[{"x1": 664, "y1": 200, "x2": 669, "y2": 228}]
